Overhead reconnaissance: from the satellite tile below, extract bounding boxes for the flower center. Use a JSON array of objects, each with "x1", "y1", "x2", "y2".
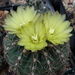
[
  {"x1": 49, "y1": 28, "x2": 55, "y2": 35},
  {"x1": 31, "y1": 34, "x2": 38, "y2": 44},
  {"x1": 20, "y1": 21, "x2": 25, "y2": 26}
]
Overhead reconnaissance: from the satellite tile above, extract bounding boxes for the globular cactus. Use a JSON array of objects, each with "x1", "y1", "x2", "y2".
[
  {"x1": 3, "y1": 0, "x2": 73, "y2": 75},
  {"x1": 0, "y1": 23, "x2": 4, "y2": 36},
  {"x1": 3, "y1": 33, "x2": 69, "y2": 75},
  {"x1": 24, "y1": 0, "x2": 48, "y2": 13}
]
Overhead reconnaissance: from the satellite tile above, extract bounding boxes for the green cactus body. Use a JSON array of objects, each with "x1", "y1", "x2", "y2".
[
  {"x1": 23, "y1": 0, "x2": 48, "y2": 14},
  {"x1": 3, "y1": 34, "x2": 69, "y2": 75}
]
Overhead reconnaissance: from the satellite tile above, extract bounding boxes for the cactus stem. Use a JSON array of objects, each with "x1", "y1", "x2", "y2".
[{"x1": 3, "y1": 33, "x2": 69, "y2": 74}]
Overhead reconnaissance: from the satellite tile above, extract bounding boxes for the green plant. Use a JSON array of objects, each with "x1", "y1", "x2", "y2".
[
  {"x1": 3, "y1": 0, "x2": 73, "y2": 75},
  {"x1": 3, "y1": 33, "x2": 69, "y2": 75}
]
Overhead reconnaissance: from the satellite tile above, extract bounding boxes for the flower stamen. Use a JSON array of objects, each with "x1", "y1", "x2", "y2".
[
  {"x1": 20, "y1": 21, "x2": 25, "y2": 26},
  {"x1": 49, "y1": 28, "x2": 55, "y2": 35},
  {"x1": 31, "y1": 34, "x2": 38, "y2": 43}
]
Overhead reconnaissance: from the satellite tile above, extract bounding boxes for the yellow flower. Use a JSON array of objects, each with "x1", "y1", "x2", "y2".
[
  {"x1": 18, "y1": 22, "x2": 47, "y2": 52},
  {"x1": 3, "y1": 6, "x2": 40, "y2": 34},
  {"x1": 43, "y1": 11, "x2": 73, "y2": 45}
]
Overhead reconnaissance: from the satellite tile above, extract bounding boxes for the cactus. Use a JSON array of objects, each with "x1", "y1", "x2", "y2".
[
  {"x1": 3, "y1": 33, "x2": 69, "y2": 75},
  {"x1": 23, "y1": 0, "x2": 48, "y2": 13},
  {"x1": 3, "y1": 0, "x2": 72, "y2": 75}
]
